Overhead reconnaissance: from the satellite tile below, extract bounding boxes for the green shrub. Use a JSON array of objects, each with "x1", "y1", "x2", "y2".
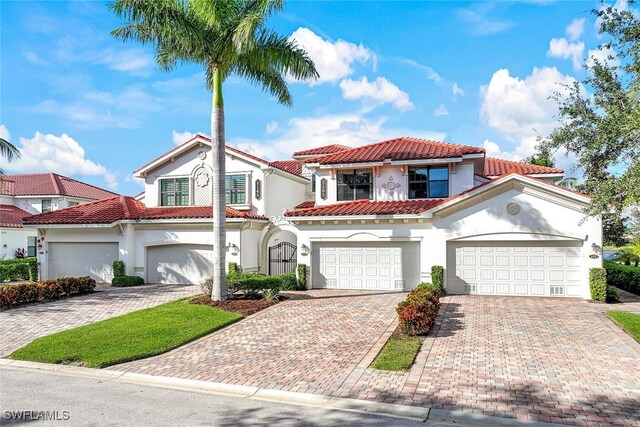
[
  {"x1": 417, "y1": 281, "x2": 446, "y2": 298},
  {"x1": 112, "y1": 275, "x2": 145, "y2": 287},
  {"x1": 589, "y1": 268, "x2": 608, "y2": 301},
  {"x1": 297, "y1": 264, "x2": 307, "y2": 289},
  {"x1": 112, "y1": 260, "x2": 125, "y2": 277},
  {"x1": 227, "y1": 273, "x2": 282, "y2": 298},
  {"x1": 0, "y1": 258, "x2": 37, "y2": 282},
  {"x1": 397, "y1": 287, "x2": 441, "y2": 336},
  {"x1": 0, "y1": 276, "x2": 96, "y2": 310},
  {"x1": 278, "y1": 272, "x2": 298, "y2": 291},
  {"x1": 606, "y1": 285, "x2": 620, "y2": 302},
  {"x1": 430, "y1": 265, "x2": 445, "y2": 296},
  {"x1": 228, "y1": 262, "x2": 239, "y2": 276},
  {"x1": 262, "y1": 288, "x2": 280, "y2": 301},
  {"x1": 605, "y1": 261, "x2": 640, "y2": 296}
]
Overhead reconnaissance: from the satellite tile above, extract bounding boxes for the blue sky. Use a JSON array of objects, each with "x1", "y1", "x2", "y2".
[{"x1": 0, "y1": 0, "x2": 627, "y2": 195}]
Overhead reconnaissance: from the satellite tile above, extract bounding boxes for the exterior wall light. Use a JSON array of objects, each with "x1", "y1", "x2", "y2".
[
  {"x1": 300, "y1": 244, "x2": 310, "y2": 256},
  {"x1": 226, "y1": 243, "x2": 239, "y2": 256}
]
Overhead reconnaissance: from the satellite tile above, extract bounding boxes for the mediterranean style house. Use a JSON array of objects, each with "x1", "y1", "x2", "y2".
[
  {"x1": 0, "y1": 173, "x2": 117, "y2": 260},
  {"x1": 24, "y1": 135, "x2": 602, "y2": 299}
]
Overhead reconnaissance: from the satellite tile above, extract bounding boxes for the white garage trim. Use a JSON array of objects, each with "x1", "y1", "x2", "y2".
[
  {"x1": 48, "y1": 242, "x2": 119, "y2": 283},
  {"x1": 312, "y1": 241, "x2": 420, "y2": 291},
  {"x1": 447, "y1": 241, "x2": 584, "y2": 298},
  {"x1": 146, "y1": 244, "x2": 214, "y2": 285}
]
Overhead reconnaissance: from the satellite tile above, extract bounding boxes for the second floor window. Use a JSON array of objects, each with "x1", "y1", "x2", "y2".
[
  {"x1": 311, "y1": 174, "x2": 317, "y2": 193},
  {"x1": 27, "y1": 236, "x2": 37, "y2": 258},
  {"x1": 41, "y1": 199, "x2": 51, "y2": 213},
  {"x1": 337, "y1": 169, "x2": 373, "y2": 201},
  {"x1": 161, "y1": 177, "x2": 189, "y2": 206},
  {"x1": 408, "y1": 166, "x2": 449, "y2": 198},
  {"x1": 225, "y1": 174, "x2": 247, "y2": 205}
]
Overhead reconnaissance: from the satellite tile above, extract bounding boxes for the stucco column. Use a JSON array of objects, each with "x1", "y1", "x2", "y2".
[{"x1": 125, "y1": 223, "x2": 136, "y2": 276}]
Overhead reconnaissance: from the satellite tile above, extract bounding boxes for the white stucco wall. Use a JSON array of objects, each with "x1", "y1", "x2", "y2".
[
  {"x1": 264, "y1": 172, "x2": 307, "y2": 217},
  {"x1": 0, "y1": 228, "x2": 36, "y2": 260}
]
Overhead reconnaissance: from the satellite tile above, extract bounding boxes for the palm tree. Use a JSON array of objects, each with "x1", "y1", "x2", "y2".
[
  {"x1": 0, "y1": 137, "x2": 20, "y2": 175},
  {"x1": 111, "y1": 0, "x2": 318, "y2": 300}
]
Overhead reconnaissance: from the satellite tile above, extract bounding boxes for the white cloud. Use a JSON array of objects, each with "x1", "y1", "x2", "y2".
[
  {"x1": 95, "y1": 48, "x2": 154, "y2": 75},
  {"x1": 548, "y1": 38, "x2": 585, "y2": 71},
  {"x1": 0, "y1": 132, "x2": 118, "y2": 190},
  {"x1": 21, "y1": 48, "x2": 47, "y2": 65},
  {"x1": 434, "y1": 104, "x2": 449, "y2": 117},
  {"x1": 339, "y1": 76, "x2": 413, "y2": 111},
  {"x1": 452, "y1": 83, "x2": 465, "y2": 97},
  {"x1": 124, "y1": 173, "x2": 145, "y2": 189},
  {"x1": 456, "y1": 4, "x2": 513, "y2": 35},
  {"x1": 0, "y1": 125, "x2": 11, "y2": 142},
  {"x1": 289, "y1": 27, "x2": 374, "y2": 85},
  {"x1": 587, "y1": 46, "x2": 620, "y2": 68},
  {"x1": 265, "y1": 121, "x2": 278, "y2": 135},
  {"x1": 172, "y1": 130, "x2": 197, "y2": 146},
  {"x1": 482, "y1": 139, "x2": 520, "y2": 161},
  {"x1": 399, "y1": 59, "x2": 443, "y2": 84},
  {"x1": 229, "y1": 113, "x2": 446, "y2": 161},
  {"x1": 480, "y1": 67, "x2": 576, "y2": 159},
  {"x1": 566, "y1": 18, "x2": 585, "y2": 41}
]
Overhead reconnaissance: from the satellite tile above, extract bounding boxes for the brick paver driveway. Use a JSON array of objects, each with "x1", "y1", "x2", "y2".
[
  {"x1": 348, "y1": 295, "x2": 640, "y2": 426},
  {"x1": 116, "y1": 290, "x2": 404, "y2": 395},
  {"x1": 0, "y1": 283, "x2": 198, "y2": 356}
]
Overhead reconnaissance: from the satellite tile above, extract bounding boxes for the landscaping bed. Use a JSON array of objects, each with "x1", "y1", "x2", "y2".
[
  {"x1": 190, "y1": 294, "x2": 284, "y2": 316},
  {"x1": 607, "y1": 311, "x2": 640, "y2": 343},
  {"x1": 10, "y1": 299, "x2": 241, "y2": 368}
]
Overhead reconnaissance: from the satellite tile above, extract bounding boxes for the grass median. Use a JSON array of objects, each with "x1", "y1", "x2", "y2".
[
  {"x1": 10, "y1": 299, "x2": 242, "y2": 368},
  {"x1": 607, "y1": 310, "x2": 640, "y2": 343}
]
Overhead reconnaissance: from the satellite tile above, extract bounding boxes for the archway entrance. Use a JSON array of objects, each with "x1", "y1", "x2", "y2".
[{"x1": 268, "y1": 241, "x2": 297, "y2": 275}]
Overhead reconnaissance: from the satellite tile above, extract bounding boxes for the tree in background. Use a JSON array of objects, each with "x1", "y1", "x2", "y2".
[
  {"x1": 542, "y1": 2, "x2": 639, "y2": 223},
  {"x1": 111, "y1": 0, "x2": 317, "y2": 300},
  {"x1": 522, "y1": 146, "x2": 556, "y2": 168}
]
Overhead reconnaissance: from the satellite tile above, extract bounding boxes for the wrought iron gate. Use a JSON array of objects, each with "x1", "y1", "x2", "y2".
[{"x1": 268, "y1": 241, "x2": 297, "y2": 275}]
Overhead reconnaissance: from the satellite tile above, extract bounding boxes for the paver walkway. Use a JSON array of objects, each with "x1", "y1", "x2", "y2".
[
  {"x1": 0, "y1": 283, "x2": 199, "y2": 356},
  {"x1": 347, "y1": 295, "x2": 640, "y2": 426},
  {"x1": 116, "y1": 290, "x2": 405, "y2": 395}
]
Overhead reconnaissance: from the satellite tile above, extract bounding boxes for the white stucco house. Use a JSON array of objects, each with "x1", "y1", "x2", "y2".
[
  {"x1": 24, "y1": 135, "x2": 602, "y2": 299},
  {"x1": 0, "y1": 173, "x2": 117, "y2": 260}
]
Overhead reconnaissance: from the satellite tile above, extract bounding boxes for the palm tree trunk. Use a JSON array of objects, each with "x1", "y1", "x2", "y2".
[{"x1": 211, "y1": 67, "x2": 228, "y2": 301}]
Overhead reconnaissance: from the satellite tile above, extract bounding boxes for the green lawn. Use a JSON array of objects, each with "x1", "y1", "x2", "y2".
[
  {"x1": 607, "y1": 311, "x2": 640, "y2": 343},
  {"x1": 371, "y1": 335, "x2": 423, "y2": 371},
  {"x1": 10, "y1": 299, "x2": 242, "y2": 368}
]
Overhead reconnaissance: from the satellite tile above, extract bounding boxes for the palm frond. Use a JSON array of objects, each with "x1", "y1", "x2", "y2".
[{"x1": 0, "y1": 138, "x2": 20, "y2": 163}]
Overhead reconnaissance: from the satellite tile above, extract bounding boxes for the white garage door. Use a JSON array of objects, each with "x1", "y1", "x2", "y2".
[
  {"x1": 447, "y1": 241, "x2": 583, "y2": 297},
  {"x1": 48, "y1": 242, "x2": 119, "y2": 283},
  {"x1": 147, "y1": 244, "x2": 214, "y2": 285},
  {"x1": 312, "y1": 242, "x2": 420, "y2": 291}
]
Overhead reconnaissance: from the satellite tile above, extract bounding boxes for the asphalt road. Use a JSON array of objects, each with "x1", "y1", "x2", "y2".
[{"x1": 0, "y1": 367, "x2": 442, "y2": 427}]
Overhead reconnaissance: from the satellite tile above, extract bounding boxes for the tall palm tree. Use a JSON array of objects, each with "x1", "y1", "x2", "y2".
[
  {"x1": 0, "y1": 137, "x2": 20, "y2": 175},
  {"x1": 111, "y1": 0, "x2": 318, "y2": 300}
]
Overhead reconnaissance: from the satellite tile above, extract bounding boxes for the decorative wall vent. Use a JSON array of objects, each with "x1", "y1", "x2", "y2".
[
  {"x1": 320, "y1": 178, "x2": 328, "y2": 200},
  {"x1": 506, "y1": 202, "x2": 520, "y2": 215},
  {"x1": 197, "y1": 151, "x2": 207, "y2": 160},
  {"x1": 255, "y1": 179, "x2": 262, "y2": 200},
  {"x1": 194, "y1": 168, "x2": 210, "y2": 188},
  {"x1": 550, "y1": 285, "x2": 565, "y2": 296},
  {"x1": 381, "y1": 176, "x2": 401, "y2": 196}
]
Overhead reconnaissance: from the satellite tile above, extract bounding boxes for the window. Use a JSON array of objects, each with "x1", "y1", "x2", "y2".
[
  {"x1": 160, "y1": 178, "x2": 189, "y2": 206},
  {"x1": 41, "y1": 199, "x2": 51, "y2": 213},
  {"x1": 408, "y1": 166, "x2": 449, "y2": 198},
  {"x1": 337, "y1": 169, "x2": 373, "y2": 201},
  {"x1": 311, "y1": 174, "x2": 317, "y2": 193},
  {"x1": 68, "y1": 201, "x2": 79, "y2": 207},
  {"x1": 27, "y1": 236, "x2": 37, "y2": 258},
  {"x1": 225, "y1": 174, "x2": 247, "y2": 205}
]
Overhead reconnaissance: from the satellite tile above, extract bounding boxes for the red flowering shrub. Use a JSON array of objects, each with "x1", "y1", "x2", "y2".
[
  {"x1": 0, "y1": 276, "x2": 96, "y2": 310},
  {"x1": 396, "y1": 287, "x2": 441, "y2": 336}
]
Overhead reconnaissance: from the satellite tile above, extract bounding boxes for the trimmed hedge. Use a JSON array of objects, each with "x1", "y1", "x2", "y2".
[
  {"x1": 228, "y1": 262, "x2": 239, "y2": 276},
  {"x1": 0, "y1": 258, "x2": 38, "y2": 282},
  {"x1": 430, "y1": 265, "x2": 445, "y2": 296},
  {"x1": 113, "y1": 260, "x2": 125, "y2": 277},
  {"x1": 397, "y1": 286, "x2": 441, "y2": 336},
  {"x1": 279, "y1": 272, "x2": 298, "y2": 291},
  {"x1": 589, "y1": 268, "x2": 608, "y2": 301},
  {"x1": 227, "y1": 273, "x2": 282, "y2": 298},
  {"x1": 0, "y1": 276, "x2": 96, "y2": 310},
  {"x1": 297, "y1": 264, "x2": 307, "y2": 289},
  {"x1": 605, "y1": 261, "x2": 640, "y2": 296},
  {"x1": 112, "y1": 275, "x2": 145, "y2": 287}
]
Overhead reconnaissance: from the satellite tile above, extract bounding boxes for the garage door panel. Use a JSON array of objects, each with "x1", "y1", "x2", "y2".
[
  {"x1": 447, "y1": 241, "x2": 583, "y2": 297},
  {"x1": 49, "y1": 242, "x2": 118, "y2": 283},
  {"x1": 313, "y1": 242, "x2": 419, "y2": 291},
  {"x1": 147, "y1": 244, "x2": 214, "y2": 285}
]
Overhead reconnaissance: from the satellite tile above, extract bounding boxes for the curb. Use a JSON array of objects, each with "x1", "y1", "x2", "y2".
[{"x1": 0, "y1": 359, "x2": 565, "y2": 426}]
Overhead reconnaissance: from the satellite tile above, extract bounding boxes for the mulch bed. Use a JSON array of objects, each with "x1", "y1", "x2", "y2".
[{"x1": 190, "y1": 295, "x2": 285, "y2": 317}]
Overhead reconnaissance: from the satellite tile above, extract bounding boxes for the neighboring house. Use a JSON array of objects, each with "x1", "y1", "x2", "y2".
[
  {"x1": 0, "y1": 173, "x2": 117, "y2": 260},
  {"x1": 24, "y1": 135, "x2": 602, "y2": 299}
]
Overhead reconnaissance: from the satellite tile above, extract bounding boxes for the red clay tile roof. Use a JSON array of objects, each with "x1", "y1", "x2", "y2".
[
  {"x1": 293, "y1": 144, "x2": 351, "y2": 157},
  {"x1": 294, "y1": 201, "x2": 316, "y2": 209},
  {"x1": 304, "y1": 137, "x2": 485, "y2": 165},
  {"x1": 269, "y1": 160, "x2": 304, "y2": 178},
  {"x1": 23, "y1": 196, "x2": 268, "y2": 225},
  {"x1": 0, "y1": 174, "x2": 117, "y2": 199},
  {"x1": 0, "y1": 205, "x2": 32, "y2": 228},
  {"x1": 285, "y1": 199, "x2": 445, "y2": 217},
  {"x1": 484, "y1": 157, "x2": 563, "y2": 177}
]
